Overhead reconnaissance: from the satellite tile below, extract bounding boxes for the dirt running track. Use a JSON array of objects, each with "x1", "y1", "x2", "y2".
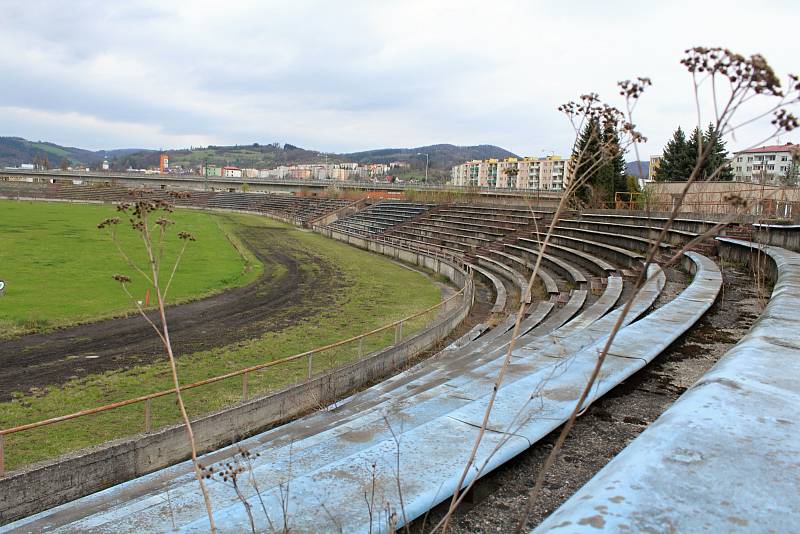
[{"x1": 0, "y1": 218, "x2": 346, "y2": 401}]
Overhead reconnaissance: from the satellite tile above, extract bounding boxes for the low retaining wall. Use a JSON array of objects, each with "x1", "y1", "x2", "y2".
[
  {"x1": 0, "y1": 225, "x2": 473, "y2": 525},
  {"x1": 315, "y1": 226, "x2": 464, "y2": 284}
]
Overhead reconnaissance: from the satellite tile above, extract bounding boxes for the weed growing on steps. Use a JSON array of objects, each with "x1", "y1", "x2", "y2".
[{"x1": 99, "y1": 190, "x2": 217, "y2": 533}]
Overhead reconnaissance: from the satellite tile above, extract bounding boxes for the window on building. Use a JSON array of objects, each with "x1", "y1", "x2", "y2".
[
  {"x1": 767, "y1": 155, "x2": 776, "y2": 160},
  {"x1": 782, "y1": 155, "x2": 789, "y2": 161}
]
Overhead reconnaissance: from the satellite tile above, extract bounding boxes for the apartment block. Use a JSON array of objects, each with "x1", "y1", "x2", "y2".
[
  {"x1": 731, "y1": 143, "x2": 798, "y2": 184},
  {"x1": 648, "y1": 155, "x2": 662, "y2": 182},
  {"x1": 451, "y1": 156, "x2": 571, "y2": 190}
]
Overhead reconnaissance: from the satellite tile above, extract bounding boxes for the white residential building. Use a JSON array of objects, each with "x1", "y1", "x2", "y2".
[
  {"x1": 731, "y1": 143, "x2": 798, "y2": 184},
  {"x1": 222, "y1": 166, "x2": 242, "y2": 178},
  {"x1": 451, "y1": 156, "x2": 571, "y2": 190}
]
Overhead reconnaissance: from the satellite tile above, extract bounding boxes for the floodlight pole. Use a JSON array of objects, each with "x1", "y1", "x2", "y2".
[{"x1": 417, "y1": 152, "x2": 429, "y2": 183}]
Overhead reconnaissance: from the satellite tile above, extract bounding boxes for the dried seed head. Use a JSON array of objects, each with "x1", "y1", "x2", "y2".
[{"x1": 97, "y1": 217, "x2": 120, "y2": 229}]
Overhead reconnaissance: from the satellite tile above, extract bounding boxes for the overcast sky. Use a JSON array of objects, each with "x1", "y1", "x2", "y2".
[{"x1": 1, "y1": 0, "x2": 797, "y2": 158}]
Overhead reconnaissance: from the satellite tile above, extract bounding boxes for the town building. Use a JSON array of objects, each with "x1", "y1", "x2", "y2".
[
  {"x1": 648, "y1": 155, "x2": 662, "y2": 182},
  {"x1": 450, "y1": 156, "x2": 571, "y2": 190},
  {"x1": 200, "y1": 164, "x2": 223, "y2": 177},
  {"x1": 731, "y1": 143, "x2": 798, "y2": 184},
  {"x1": 222, "y1": 166, "x2": 242, "y2": 178}
]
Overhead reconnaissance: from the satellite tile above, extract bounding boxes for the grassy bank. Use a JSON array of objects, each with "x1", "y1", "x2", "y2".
[
  {"x1": 1, "y1": 214, "x2": 442, "y2": 470},
  {"x1": 0, "y1": 200, "x2": 261, "y2": 338}
]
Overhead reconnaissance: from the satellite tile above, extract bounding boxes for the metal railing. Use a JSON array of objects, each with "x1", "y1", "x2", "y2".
[{"x1": 0, "y1": 275, "x2": 470, "y2": 476}]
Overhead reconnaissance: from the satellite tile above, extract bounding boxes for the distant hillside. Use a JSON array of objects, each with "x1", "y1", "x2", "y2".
[
  {"x1": 342, "y1": 144, "x2": 517, "y2": 170},
  {"x1": 625, "y1": 161, "x2": 650, "y2": 178},
  {"x1": 0, "y1": 137, "x2": 517, "y2": 176},
  {"x1": 0, "y1": 137, "x2": 144, "y2": 168},
  {"x1": 112, "y1": 143, "x2": 331, "y2": 172}
]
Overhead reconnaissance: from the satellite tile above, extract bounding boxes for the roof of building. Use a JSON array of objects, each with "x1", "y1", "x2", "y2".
[{"x1": 737, "y1": 142, "x2": 797, "y2": 154}]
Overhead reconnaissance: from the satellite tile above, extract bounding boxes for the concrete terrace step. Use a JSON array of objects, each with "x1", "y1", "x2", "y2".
[
  {"x1": 3, "y1": 262, "x2": 686, "y2": 533},
  {"x1": 536, "y1": 241, "x2": 794, "y2": 533}
]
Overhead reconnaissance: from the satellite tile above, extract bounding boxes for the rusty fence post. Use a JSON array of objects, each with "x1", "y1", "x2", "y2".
[
  {"x1": 242, "y1": 372, "x2": 249, "y2": 401},
  {"x1": 358, "y1": 336, "x2": 364, "y2": 359},
  {"x1": 144, "y1": 399, "x2": 152, "y2": 432},
  {"x1": 395, "y1": 321, "x2": 403, "y2": 344},
  {"x1": 307, "y1": 352, "x2": 314, "y2": 380},
  {"x1": 0, "y1": 433, "x2": 4, "y2": 477}
]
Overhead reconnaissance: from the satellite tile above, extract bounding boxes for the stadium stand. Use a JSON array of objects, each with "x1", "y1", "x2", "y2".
[{"x1": 3, "y1": 181, "x2": 797, "y2": 533}]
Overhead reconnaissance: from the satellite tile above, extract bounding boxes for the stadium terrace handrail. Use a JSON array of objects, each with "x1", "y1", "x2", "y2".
[
  {"x1": 306, "y1": 197, "x2": 369, "y2": 225},
  {"x1": 0, "y1": 265, "x2": 471, "y2": 475}
]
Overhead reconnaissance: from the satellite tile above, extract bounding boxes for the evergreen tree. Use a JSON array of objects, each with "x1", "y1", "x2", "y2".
[
  {"x1": 596, "y1": 119, "x2": 628, "y2": 202},
  {"x1": 571, "y1": 117, "x2": 602, "y2": 203},
  {"x1": 655, "y1": 127, "x2": 691, "y2": 181},
  {"x1": 657, "y1": 124, "x2": 732, "y2": 181},
  {"x1": 570, "y1": 118, "x2": 628, "y2": 205},
  {"x1": 703, "y1": 123, "x2": 733, "y2": 180},
  {"x1": 685, "y1": 126, "x2": 704, "y2": 180}
]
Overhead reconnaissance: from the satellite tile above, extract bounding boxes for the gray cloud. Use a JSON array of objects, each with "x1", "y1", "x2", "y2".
[{"x1": 0, "y1": 0, "x2": 797, "y2": 156}]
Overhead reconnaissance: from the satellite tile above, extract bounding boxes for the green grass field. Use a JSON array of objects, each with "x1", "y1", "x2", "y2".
[
  {"x1": 0, "y1": 206, "x2": 441, "y2": 469},
  {"x1": 0, "y1": 200, "x2": 261, "y2": 337}
]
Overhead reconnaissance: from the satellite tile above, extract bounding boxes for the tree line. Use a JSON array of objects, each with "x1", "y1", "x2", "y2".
[
  {"x1": 565, "y1": 120, "x2": 736, "y2": 208},
  {"x1": 654, "y1": 124, "x2": 733, "y2": 181}
]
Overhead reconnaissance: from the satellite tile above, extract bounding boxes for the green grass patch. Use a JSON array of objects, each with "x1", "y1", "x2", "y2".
[
  {"x1": 0, "y1": 215, "x2": 441, "y2": 470},
  {"x1": 0, "y1": 200, "x2": 261, "y2": 338}
]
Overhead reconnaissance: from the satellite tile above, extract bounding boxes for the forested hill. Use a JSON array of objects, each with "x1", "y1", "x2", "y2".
[
  {"x1": 0, "y1": 137, "x2": 140, "y2": 168},
  {"x1": 341, "y1": 144, "x2": 518, "y2": 169},
  {"x1": 0, "y1": 137, "x2": 517, "y2": 172}
]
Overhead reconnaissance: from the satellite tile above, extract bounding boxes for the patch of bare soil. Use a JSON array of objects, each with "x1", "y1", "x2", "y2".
[
  {"x1": 0, "y1": 217, "x2": 347, "y2": 400},
  {"x1": 411, "y1": 263, "x2": 760, "y2": 533}
]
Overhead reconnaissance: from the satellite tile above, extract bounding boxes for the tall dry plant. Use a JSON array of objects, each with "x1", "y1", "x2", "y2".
[
  {"x1": 436, "y1": 83, "x2": 651, "y2": 534},
  {"x1": 508, "y1": 47, "x2": 800, "y2": 533},
  {"x1": 98, "y1": 190, "x2": 217, "y2": 533},
  {"x1": 434, "y1": 47, "x2": 798, "y2": 534}
]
